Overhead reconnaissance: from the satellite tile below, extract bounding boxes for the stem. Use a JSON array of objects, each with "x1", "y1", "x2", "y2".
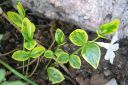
[
  {"x1": 48, "y1": 40, "x2": 55, "y2": 50},
  {"x1": 29, "y1": 57, "x2": 40, "y2": 77},
  {"x1": 72, "y1": 47, "x2": 82, "y2": 55},
  {"x1": 44, "y1": 59, "x2": 52, "y2": 70},
  {"x1": 22, "y1": 61, "x2": 25, "y2": 74},
  {"x1": 25, "y1": 59, "x2": 30, "y2": 75},
  {"x1": 23, "y1": 39, "x2": 25, "y2": 74},
  {"x1": 0, "y1": 59, "x2": 37, "y2": 85},
  {"x1": 92, "y1": 36, "x2": 100, "y2": 42},
  {"x1": 64, "y1": 75, "x2": 77, "y2": 85},
  {"x1": 0, "y1": 49, "x2": 17, "y2": 57},
  {"x1": 17, "y1": 58, "x2": 37, "y2": 69}
]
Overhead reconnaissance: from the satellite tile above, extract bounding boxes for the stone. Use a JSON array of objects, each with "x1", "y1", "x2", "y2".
[
  {"x1": 11, "y1": 0, "x2": 128, "y2": 39},
  {"x1": 76, "y1": 76, "x2": 90, "y2": 85},
  {"x1": 90, "y1": 74, "x2": 108, "y2": 85},
  {"x1": 104, "y1": 78, "x2": 118, "y2": 85},
  {"x1": 104, "y1": 70, "x2": 111, "y2": 77}
]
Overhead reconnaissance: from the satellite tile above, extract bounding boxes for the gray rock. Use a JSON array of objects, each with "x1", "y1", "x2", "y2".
[
  {"x1": 104, "y1": 70, "x2": 111, "y2": 77},
  {"x1": 104, "y1": 78, "x2": 118, "y2": 85},
  {"x1": 11, "y1": 0, "x2": 128, "y2": 39}
]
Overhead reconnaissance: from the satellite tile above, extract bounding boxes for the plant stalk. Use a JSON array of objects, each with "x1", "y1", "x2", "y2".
[
  {"x1": 0, "y1": 59, "x2": 37, "y2": 85},
  {"x1": 25, "y1": 59, "x2": 30, "y2": 75},
  {"x1": 92, "y1": 36, "x2": 100, "y2": 42},
  {"x1": 72, "y1": 47, "x2": 82, "y2": 55}
]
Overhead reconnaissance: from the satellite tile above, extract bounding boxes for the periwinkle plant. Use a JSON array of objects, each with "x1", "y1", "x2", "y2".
[{"x1": 7, "y1": 2, "x2": 120, "y2": 84}]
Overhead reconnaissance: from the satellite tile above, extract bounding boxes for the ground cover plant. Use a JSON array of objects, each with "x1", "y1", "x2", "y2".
[{"x1": 0, "y1": 2, "x2": 120, "y2": 85}]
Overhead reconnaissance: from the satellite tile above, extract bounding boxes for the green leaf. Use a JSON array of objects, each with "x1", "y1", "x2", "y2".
[
  {"x1": 69, "y1": 29, "x2": 88, "y2": 46},
  {"x1": 44, "y1": 50, "x2": 54, "y2": 58},
  {"x1": 30, "y1": 46, "x2": 45, "y2": 58},
  {"x1": 7, "y1": 12, "x2": 22, "y2": 27},
  {"x1": 100, "y1": 19, "x2": 120, "y2": 34},
  {"x1": 1, "y1": 81, "x2": 27, "y2": 85},
  {"x1": 21, "y1": 18, "x2": 35, "y2": 41},
  {"x1": 55, "y1": 29, "x2": 65, "y2": 45},
  {"x1": 96, "y1": 30, "x2": 106, "y2": 39},
  {"x1": 47, "y1": 67, "x2": 65, "y2": 84},
  {"x1": 17, "y1": 2, "x2": 25, "y2": 18},
  {"x1": 69, "y1": 55, "x2": 81, "y2": 69},
  {"x1": 54, "y1": 48, "x2": 64, "y2": 57},
  {"x1": 24, "y1": 40, "x2": 37, "y2": 50},
  {"x1": 0, "y1": 69, "x2": 6, "y2": 83},
  {"x1": 81, "y1": 43, "x2": 101, "y2": 69},
  {"x1": 57, "y1": 52, "x2": 69, "y2": 64},
  {"x1": 12, "y1": 50, "x2": 30, "y2": 61}
]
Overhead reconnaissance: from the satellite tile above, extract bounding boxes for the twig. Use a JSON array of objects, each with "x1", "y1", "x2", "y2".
[
  {"x1": 44, "y1": 59, "x2": 52, "y2": 70},
  {"x1": 48, "y1": 20, "x2": 56, "y2": 50},
  {"x1": 29, "y1": 57, "x2": 40, "y2": 77},
  {"x1": 48, "y1": 40, "x2": 55, "y2": 50},
  {"x1": 25, "y1": 59, "x2": 30, "y2": 75},
  {"x1": 59, "y1": 64, "x2": 73, "y2": 78},
  {"x1": 5, "y1": 58, "x2": 37, "y2": 77},
  {"x1": 22, "y1": 39, "x2": 25, "y2": 74},
  {"x1": 50, "y1": 20, "x2": 56, "y2": 40},
  {"x1": 0, "y1": 49, "x2": 17, "y2": 57},
  {"x1": 17, "y1": 58, "x2": 37, "y2": 69},
  {"x1": 65, "y1": 75, "x2": 77, "y2": 85},
  {"x1": 22, "y1": 61, "x2": 25, "y2": 74}
]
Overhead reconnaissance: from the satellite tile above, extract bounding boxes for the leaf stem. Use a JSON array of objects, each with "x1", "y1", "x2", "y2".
[
  {"x1": 0, "y1": 59, "x2": 37, "y2": 85},
  {"x1": 25, "y1": 59, "x2": 30, "y2": 75},
  {"x1": 72, "y1": 47, "x2": 82, "y2": 55},
  {"x1": 22, "y1": 61, "x2": 25, "y2": 74},
  {"x1": 29, "y1": 57, "x2": 40, "y2": 77},
  {"x1": 23, "y1": 39, "x2": 25, "y2": 74},
  {"x1": 92, "y1": 36, "x2": 100, "y2": 42},
  {"x1": 0, "y1": 48, "x2": 17, "y2": 57},
  {"x1": 44, "y1": 59, "x2": 52, "y2": 70},
  {"x1": 17, "y1": 58, "x2": 37, "y2": 69}
]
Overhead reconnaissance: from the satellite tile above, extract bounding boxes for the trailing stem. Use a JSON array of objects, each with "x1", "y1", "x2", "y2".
[{"x1": 0, "y1": 59, "x2": 37, "y2": 85}]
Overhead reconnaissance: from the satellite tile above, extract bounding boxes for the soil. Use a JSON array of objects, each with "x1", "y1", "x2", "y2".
[{"x1": 0, "y1": 0, "x2": 128, "y2": 85}]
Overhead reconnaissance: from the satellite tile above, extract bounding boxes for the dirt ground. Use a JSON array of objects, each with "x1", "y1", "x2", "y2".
[{"x1": 0, "y1": 0, "x2": 128, "y2": 85}]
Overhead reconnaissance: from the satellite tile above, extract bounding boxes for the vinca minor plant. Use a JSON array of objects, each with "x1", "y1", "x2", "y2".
[{"x1": 6, "y1": 2, "x2": 120, "y2": 84}]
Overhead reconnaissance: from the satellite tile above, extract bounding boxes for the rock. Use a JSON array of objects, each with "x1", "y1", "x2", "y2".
[
  {"x1": 104, "y1": 70, "x2": 111, "y2": 77},
  {"x1": 11, "y1": 0, "x2": 128, "y2": 39},
  {"x1": 76, "y1": 76, "x2": 90, "y2": 85},
  {"x1": 104, "y1": 78, "x2": 118, "y2": 85},
  {"x1": 90, "y1": 74, "x2": 108, "y2": 85}
]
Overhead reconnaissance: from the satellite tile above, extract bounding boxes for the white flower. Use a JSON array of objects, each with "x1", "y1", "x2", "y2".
[{"x1": 96, "y1": 32, "x2": 119, "y2": 64}]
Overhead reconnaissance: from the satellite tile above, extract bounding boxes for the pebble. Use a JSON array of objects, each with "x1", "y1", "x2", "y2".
[
  {"x1": 104, "y1": 70, "x2": 111, "y2": 76},
  {"x1": 104, "y1": 78, "x2": 118, "y2": 85}
]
